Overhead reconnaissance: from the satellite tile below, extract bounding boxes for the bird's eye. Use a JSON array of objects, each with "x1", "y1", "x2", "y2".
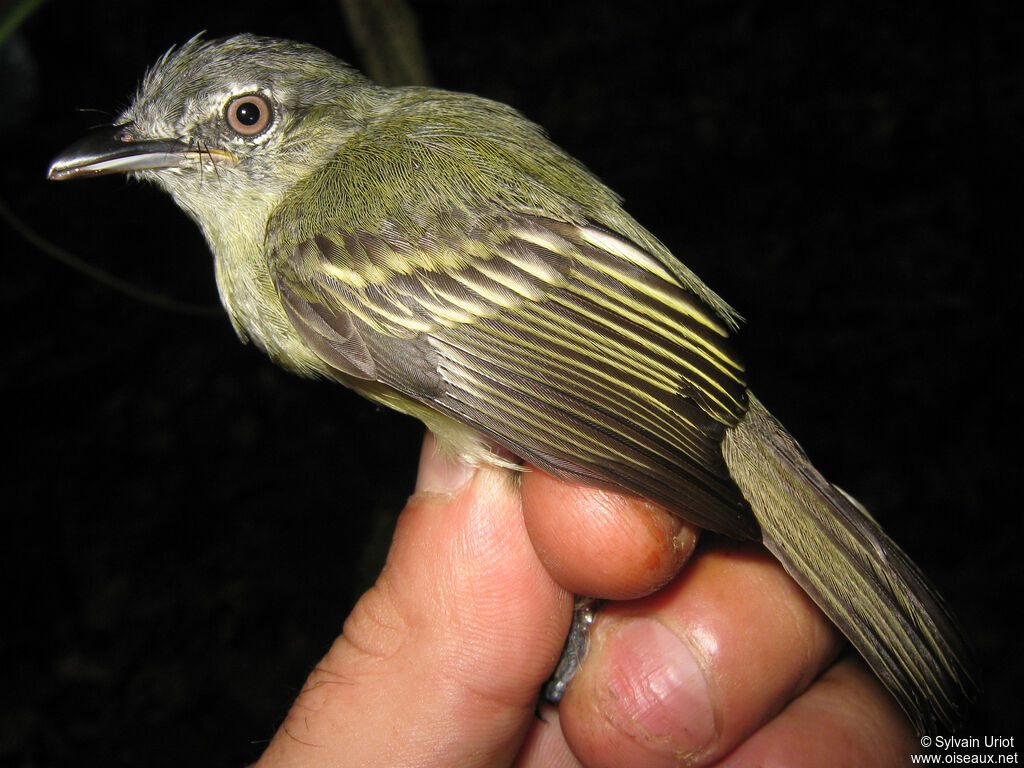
[{"x1": 225, "y1": 94, "x2": 273, "y2": 136}]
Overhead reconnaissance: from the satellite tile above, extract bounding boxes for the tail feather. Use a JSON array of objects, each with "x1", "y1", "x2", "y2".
[{"x1": 722, "y1": 394, "x2": 977, "y2": 733}]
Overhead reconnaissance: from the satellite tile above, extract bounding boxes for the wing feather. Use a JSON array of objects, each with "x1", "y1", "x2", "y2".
[{"x1": 271, "y1": 208, "x2": 758, "y2": 538}]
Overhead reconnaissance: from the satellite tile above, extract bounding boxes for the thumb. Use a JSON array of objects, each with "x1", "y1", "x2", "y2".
[{"x1": 255, "y1": 433, "x2": 572, "y2": 768}]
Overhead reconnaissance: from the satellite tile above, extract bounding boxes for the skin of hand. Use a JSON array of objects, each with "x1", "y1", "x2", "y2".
[{"x1": 252, "y1": 433, "x2": 918, "y2": 768}]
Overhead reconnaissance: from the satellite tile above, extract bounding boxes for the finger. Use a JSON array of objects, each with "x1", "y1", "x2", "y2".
[
  {"x1": 718, "y1": 654, "x2": 916, "y2": 767},
  {"x1": 559, "y1": 538, "x2": 846, "y2": 768},
  {"x1": 255, "y1": 433, "x2": 572, "y2": 768},
  {"x1": 521, "y1": 467, "x2": 700, "y2": 599}
]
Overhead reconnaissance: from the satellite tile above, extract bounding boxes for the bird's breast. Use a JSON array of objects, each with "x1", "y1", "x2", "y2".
[{"x1": 204, "y1": 219, "x2": 326, "y2": 377}]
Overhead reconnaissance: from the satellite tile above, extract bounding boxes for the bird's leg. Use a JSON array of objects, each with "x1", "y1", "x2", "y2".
[{"x1": 544, "y1": 595, "x2": 600, "y2": 702}]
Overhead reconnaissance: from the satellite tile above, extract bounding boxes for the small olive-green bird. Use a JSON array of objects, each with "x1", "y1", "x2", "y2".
[{"x1": 49, "y1": 34, "x2": 975, "y2": 733}]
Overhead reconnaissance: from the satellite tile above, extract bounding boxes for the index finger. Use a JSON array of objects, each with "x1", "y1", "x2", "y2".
[{"x1": 255, "y1": 434, "x2": 571, "y2": 768}]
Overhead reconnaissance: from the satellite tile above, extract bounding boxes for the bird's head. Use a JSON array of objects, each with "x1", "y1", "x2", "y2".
[{"x1": 49, "y1": 34, "x2": 377, "y2": 226}]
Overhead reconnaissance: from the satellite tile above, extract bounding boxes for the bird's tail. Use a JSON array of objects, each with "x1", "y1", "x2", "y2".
[{"x1": 721, "y1": 394, "x2": 977, "y2": 733}]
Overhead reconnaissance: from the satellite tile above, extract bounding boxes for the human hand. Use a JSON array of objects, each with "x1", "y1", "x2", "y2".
[{"x1": 253, "y1": 432, "x2": 917, "y2": 767}]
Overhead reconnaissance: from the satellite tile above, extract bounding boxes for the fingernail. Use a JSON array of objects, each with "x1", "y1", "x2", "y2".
[
  {"x1": 414, "y1": 432, "x2": 476, "y2": 495},
  {"x1": 603, "y1": 618, "x2": 717, "y2": 756}
]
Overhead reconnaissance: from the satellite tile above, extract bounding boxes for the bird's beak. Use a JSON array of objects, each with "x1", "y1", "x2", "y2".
[{"x1": 47, "y1": 126, "x2": 233, "y2": 181}]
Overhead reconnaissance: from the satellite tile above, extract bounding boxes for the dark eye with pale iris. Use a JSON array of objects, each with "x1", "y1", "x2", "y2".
[{"x1": 225, "y1": 94, "x2": 273, "y2": 136}]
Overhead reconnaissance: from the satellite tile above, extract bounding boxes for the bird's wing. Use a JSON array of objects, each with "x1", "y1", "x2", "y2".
[
  {"x1": 268, "y1": 207, "x2": 755, "y2": 538},
  {"x1": 263, "y1": 107, "x2": 758, "y2": 538}
]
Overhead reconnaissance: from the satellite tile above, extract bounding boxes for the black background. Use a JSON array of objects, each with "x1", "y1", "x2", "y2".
[{"x1": 2, "y1": 1, "x2": 1019, "y2": 764}]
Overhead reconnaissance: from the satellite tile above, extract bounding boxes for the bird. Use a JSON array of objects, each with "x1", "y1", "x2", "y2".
[{"x1": 48, "y1": 33, "x2": 976, "y2": 733}]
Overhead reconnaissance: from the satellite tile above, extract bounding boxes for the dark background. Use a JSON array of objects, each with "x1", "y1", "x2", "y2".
[{"x1": 2, "y1": 1, "x2": 1019, "y2": 764}]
